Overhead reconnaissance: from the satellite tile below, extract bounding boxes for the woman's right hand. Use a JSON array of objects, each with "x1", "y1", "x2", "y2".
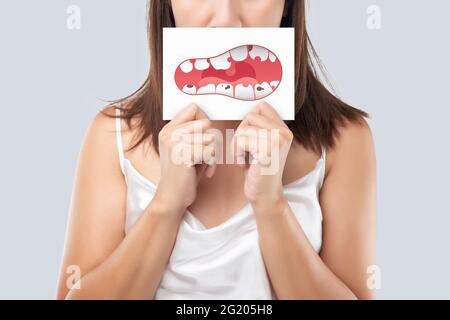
[{"x1": 152, "y1": 104, "x2": 217, "y2": 217}]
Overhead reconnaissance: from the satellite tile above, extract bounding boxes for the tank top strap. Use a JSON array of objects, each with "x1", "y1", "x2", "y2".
[
  {"x1": 321, "y1": 144, "x2": 327, "y2": 163},
  {"x1": 319, "y1": 144, "x2": 327, "y2": 190},
  {"x1": 114, "y1": 105, "x2": 125, "y2": 175}
]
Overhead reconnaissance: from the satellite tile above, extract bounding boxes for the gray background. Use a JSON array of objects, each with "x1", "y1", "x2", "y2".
[{"x1": 0, "y1": 0, "x2": 448, "y2": 299}]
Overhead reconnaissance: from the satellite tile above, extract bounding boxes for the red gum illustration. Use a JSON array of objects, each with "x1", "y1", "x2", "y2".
[{"x1": 174, "y1": 44, "x2": 282, "y2": 101}]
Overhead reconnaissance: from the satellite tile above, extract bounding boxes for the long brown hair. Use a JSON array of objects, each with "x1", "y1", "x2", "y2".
[{"x1": 104, "y1": 0, "x2": 368, "y2": 155}]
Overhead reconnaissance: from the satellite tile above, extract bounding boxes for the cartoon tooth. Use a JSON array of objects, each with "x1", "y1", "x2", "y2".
[
  {"x1": 249, "y1": 45, "x2": 269, "y2": 62},
  {"x1": 194, "y1": 59, "x2": 210, "y2": 71},
  {"x1": 234, "y1": 84, "x2": 255, "y2": 100},
  {"x1": 230, "y1": 46, "x2": 248, "y2": 62},
  {"x1": 216, "y1": 83, "x2": 234, "y2": 97},
  {"x1": 268, "y1": 52, "x2": 277, "y2": 63},
  {"x1": 197, "y1": 84, "x2": 216, "y2": 94},
  {"x1": 180, "y1": 60, "x2": 193, "y2": 73},
  {"x1": 270, "y1": 80, "x2": 280, "y2": 88},
  {"x1": 182, "y1": 84, "x2": 196, "y2": 95},
  {"x1": 254, "y1": 82, "x2": 273, "y2": 99},
  {"x1": 209, "y1": 52, "x2": 231, "y2": 70},
  {"x1": 174, "y1": 44, "x2": 282, "y2": 101}
]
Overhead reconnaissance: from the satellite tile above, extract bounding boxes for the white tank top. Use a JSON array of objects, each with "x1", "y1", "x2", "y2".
[{"x1": 115, "y1": 107, "x2": 325, "y2": 299}]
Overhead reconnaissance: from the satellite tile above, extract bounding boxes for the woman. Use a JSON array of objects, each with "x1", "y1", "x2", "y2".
[{"x1": 57, "y1": 0, "x2": 376, "y2": 300}]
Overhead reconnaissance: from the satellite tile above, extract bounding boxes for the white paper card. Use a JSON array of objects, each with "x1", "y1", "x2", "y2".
[{"x1": 163, "y1": 28, "x2": 294, "y2": 120}]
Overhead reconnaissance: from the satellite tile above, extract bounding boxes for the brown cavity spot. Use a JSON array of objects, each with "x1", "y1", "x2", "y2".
[
  {"x1": 187, "y1": 84, "x2": 194, "y2": 88},
  {"x1": 256, "y1": 86, "x2": 264, "y2": 91},
  {"x1": 225, "y1": 85, "x2": 231, "y2": 90},
  {"x1": 247, "y1": 45, "x2": 253, "y2": 51}
]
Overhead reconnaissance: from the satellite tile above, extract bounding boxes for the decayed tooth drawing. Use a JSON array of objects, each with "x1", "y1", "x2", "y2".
[
  {"x1": 174, "y1": 44, "x2": 283, "y2": 101},
  {"x1": 248, "y1": 45, "x2": 269, "y2": 62},
  {"x1": 216, "y1": 83, "x2": 234, "y2": 97},
  {"x1": 209, "y1": 52, "x2": 232, "y2": 70},
  {"x1": 255, "y1": 82, "x2": 273, "y2": 100}
]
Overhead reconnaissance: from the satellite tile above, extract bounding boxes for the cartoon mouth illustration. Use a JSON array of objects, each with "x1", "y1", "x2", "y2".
[{"x1": 174, "y1": 44, "x2": 282, "y2": 101}]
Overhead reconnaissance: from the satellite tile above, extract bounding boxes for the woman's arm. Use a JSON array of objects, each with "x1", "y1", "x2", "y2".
[
  {"x1": 56, "y1": 108, "x2": 183, "y2": 300},
  {"x1": 255, "y1": 119, "x2": 377, "y2": 299}
]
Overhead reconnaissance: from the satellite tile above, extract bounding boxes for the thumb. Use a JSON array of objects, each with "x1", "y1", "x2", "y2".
[{"x1": 205, "y1": 163, "x2": 217, "y2": 178}]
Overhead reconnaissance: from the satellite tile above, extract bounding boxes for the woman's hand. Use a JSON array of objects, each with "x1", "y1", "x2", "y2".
[
  {"x1": 231, "y1": 102, "x2": 293, "y2": 214},
  {"x1": 153, "y1": 104, "x2": 217, "y2": 216}
]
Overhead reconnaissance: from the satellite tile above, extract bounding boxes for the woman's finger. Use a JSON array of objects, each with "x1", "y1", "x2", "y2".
[
  {"x1": 190, "y1": 133, "x2": 215, "y2": 145},
  {"x1": 252, "y1": 101, "x2": 284, "y2": 123},
  {"x1": 231, "y1": 125, "x2": 261, "y2": 165},
  {"x1": 166, "y1": 103, "x2": 198, "y2": 128},
  {"x1": 205, "y1": 163, "x2": 217, "y2": 178},
  {"x1": 184, "y1": 142, "x2": 216, "y2": 167},
  {"x1": 175, "y1": 118, "x2": 211, "y2": 132},
  {"x1": 167, "y1": 103, "x2": 210, "y2": 128},
  {"x1": 173, "y1": 132, "x2": 215, "y2": 145},
  {"x1": 242, "y1": 112, "x2": 278, "y2": 130}
]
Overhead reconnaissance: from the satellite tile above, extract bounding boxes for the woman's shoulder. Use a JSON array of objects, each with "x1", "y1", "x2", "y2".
[
  {"x1": 92, "y1": 103, "x2": 160, "y2": 181},
  {"x1": 326, "y1": 116, "x2": 375, "y2": 179},
  {"x1": 92, "y1": 100, "x2": 143, "y2": 131},
  {"x1": 90, "y1": 105, "x2": 117, "y2": 132},
  {"x1": 90, "y1": 103, "x2": 139, "y2": 151},
  {"x1": 76, "y1": 105, "x2": 123, "y2": 176},
  {"x1": 333, "y1": 117, "x2": 373, "y2": 154},
  {"x1": 84, "y1": 105, "x2": 125, "y2": 154}
]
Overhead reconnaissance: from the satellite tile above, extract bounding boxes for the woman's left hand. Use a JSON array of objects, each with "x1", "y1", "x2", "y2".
[{"x1": 231, "y1": 102, "x2": 294, "y2": 214}]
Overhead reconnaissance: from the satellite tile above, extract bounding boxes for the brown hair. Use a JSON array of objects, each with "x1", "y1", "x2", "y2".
[{"x1": 104, "y1": 0, "x2": 368, "y2": 155}]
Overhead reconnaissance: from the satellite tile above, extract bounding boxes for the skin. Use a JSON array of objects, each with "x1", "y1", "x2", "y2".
[{"x1": 56, "y1": 0, "x2": 376, "y2": 299}]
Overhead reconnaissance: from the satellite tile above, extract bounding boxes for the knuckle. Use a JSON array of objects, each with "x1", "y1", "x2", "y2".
[
  {"x1": 259, "y1": 101, "x2": 270, "y2": 109},
  {"x1": 202, "y1": 119, "x2": 212, "y2": 129},
  {"x1": 281, "y1": 128, "x2": 293, "y2": 139}
]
